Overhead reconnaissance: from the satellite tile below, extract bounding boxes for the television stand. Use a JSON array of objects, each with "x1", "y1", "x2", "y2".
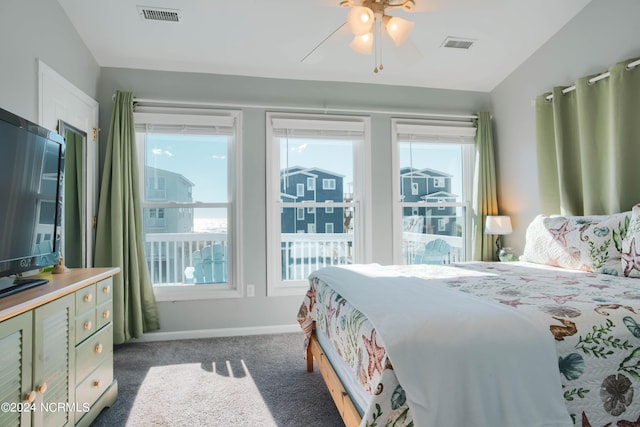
[{"x1": 0, "y1": 277, "x2": 49, "y2": 297}]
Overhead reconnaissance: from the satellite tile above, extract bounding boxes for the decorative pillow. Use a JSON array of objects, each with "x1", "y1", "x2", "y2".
[
  {"x1": 621, "y1": 204, "x2": 640, "y2": 277},
  {"x1": 521, "y1": 212, "x2": 630, "y2": 275}
]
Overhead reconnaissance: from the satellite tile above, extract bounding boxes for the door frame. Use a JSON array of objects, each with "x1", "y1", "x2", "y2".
[{"x1": 38, "y1": 61, "x2": 99, "y2": 267}]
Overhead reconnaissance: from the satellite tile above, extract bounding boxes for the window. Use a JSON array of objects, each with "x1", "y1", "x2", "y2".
[
  {"x1": 267, "y1": 113, "x2": 371, "y2": 296},
  {"x1": 411, "y1": 182, "x2": 419, "y2": 195},
  {"x1": 297, "y1": 208, "x2": 305, "y2": 220},
  {"x1": 134, "y1": 107, "x2": 242, "y2": 300},
  {"x1": 392, "y1": 119, "x2": 476, "y2": 265},
  {"x1": 323, "y1": 179, "x2": 336, "y2": 190},
  {"x1": 296, "y1": 183, "x2": 305, "y2": 197},
  {"x1": 307, "y1": 177, "x2": 315, "y2": 190}
]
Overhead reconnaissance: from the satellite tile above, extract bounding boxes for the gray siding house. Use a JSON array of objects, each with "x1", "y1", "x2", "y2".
[
  {"x1": 280, "y1": 166, "x2": 344, "y2": 234},
  {"x1": 400, "y1": 167, "x2": 458, "y2": 235}
]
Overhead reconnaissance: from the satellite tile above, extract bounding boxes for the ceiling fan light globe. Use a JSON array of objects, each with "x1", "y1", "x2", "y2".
[
  {"x1": 346, "y1": 6, "x2": 374, "y2": 35},
  {"x1": 385, "y1": 16, "x2": 414, "y2": 46},
  {"x1": 349, "y1": 33, "x2": 373, "y2": 55}
]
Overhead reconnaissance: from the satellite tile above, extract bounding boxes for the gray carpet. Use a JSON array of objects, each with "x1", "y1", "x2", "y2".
[{"x1": 91, "y1": 332, "x2": 344, "y2": 427}]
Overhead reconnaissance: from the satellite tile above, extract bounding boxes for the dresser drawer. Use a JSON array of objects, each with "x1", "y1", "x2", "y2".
[
  {"x1": 96, "y1": 278, "x2": 113, "y2": 305},
  {"x1": 75, "y1": 284, "x2": 97, "y2": 315},
  {"x1": 75, "y1": 310, "x2": 96, "y2": 345},
  {"x1": 75, "y1": 357, "x2": 113, "y2": 409},
  {"x1": 76, "y1": 324, "x2": 112, "y2": 383},
  {"x1": 96, "y1": 301, "x2": 112, "y2": 330}
]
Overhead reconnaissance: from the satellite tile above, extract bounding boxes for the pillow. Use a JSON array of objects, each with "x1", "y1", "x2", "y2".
[
  {"x1": 621, "y1": 204, "x2": 640, "y2": 277},
  {"x1": 521, "y1": 212, "x2": 630, "y2": 275}
]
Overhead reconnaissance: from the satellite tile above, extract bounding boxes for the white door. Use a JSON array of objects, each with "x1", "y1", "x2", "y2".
[{"x1": 38, "y1": 61, "x2": 99, "y2": 267}]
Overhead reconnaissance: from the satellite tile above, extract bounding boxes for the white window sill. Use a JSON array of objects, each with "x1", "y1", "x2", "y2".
[{"x1": 153, "y1": 284, "x2": 243, "y2": 302}]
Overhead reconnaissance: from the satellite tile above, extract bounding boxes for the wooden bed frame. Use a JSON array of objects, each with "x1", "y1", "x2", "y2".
[{"x1": 306, "y1": 332, "x2": 362, "y2": 427}]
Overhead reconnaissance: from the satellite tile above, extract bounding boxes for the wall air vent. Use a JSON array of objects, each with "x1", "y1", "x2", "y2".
[
  {"x1": 137, "y1": 6, "x2": 181, "y2": 22},
  {"x1": 441, "y1": 37, "x2": 475, "y2": 50}
]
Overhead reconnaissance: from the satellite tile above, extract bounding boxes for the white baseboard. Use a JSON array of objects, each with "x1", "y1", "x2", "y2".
[{"x1": 129, "y1": 323, "x2": 302, "y2": 343}]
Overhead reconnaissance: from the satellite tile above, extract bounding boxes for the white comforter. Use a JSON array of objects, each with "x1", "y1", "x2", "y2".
[{"x1": 313, "y1": 263, "x2": 572, "y2": 427}]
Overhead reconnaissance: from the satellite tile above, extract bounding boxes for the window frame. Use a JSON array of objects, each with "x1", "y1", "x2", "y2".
[
  {"x1": 322, "y1": 178, "x2": 336, "y2": 190},
  {"x1": 134, "y1": 107, "x2": 243, "y2": 301},
  {"x1": 391, "y1": 118, "x2": 476, "y2": 264},
  {"x1": 266, "y1": 112, "x2": 371, "y2": 296}
]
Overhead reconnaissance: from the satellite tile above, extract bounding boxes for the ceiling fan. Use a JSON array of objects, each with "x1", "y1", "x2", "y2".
[{"x1": 302, "y1": 0, "x2": 420, "y2": 73}]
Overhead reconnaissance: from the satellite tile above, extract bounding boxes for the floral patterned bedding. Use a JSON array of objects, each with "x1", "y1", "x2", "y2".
[{"x1": 297, "y1": 261, "x2": 640, "y2": 427}]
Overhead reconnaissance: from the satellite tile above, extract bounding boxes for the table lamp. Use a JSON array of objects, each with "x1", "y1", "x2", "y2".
[{"x1": 485, "y1": 215, "x2": 514, "y2": 261}]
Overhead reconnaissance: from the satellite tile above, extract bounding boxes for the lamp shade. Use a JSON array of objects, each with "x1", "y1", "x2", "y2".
[
  {"x1": 384, "y1": 16, "x2": 414, "y2": 46},
  {"x1": 346, "y1": 6, "x2": 374, "y2": 35},
  {"x1": 349, "y1": 33, "x2": 373, "y2": 55},
  {"x1": 485, "y1": 215, "x2": 512, "y2": 235}
]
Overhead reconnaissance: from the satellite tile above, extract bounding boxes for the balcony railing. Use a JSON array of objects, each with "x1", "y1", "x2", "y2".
[
  {"x1": 145, "y1": 232, "x2": 227, "y2": 286},
  {"x1": 144, "y1": 231, "x2": 465, "y2": 286},
  {"x1": 281, "y1": 233, "x2": 354, "y2": 281},
  {"x1": 402, "y1": 232, "x2": 465, "y2": 264}
]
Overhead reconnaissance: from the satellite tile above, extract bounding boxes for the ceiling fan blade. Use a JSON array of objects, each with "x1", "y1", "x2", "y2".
[
  {"x1": 393, "y1": 37, "x2": 423, "y2": 66},
  {"x1": 300, "y1": 22, "x2": 348, "y2": 64}
]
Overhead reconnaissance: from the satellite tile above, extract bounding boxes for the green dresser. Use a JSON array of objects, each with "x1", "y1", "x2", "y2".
[{"x1": 0, "y1": 268, "x2": 119, "y2": 427}]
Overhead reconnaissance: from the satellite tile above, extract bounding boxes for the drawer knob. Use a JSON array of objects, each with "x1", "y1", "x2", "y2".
[
  {"x1": 83, "y1": 293, "x2": 93, "y2": 303},
  {"x1": 102, "y1": 310, "x2": 111, "y2": 319},
  {"x1": 84, "y1": 321, "x2": 93, "y2": 331},
  {"x1": 93, "y1": 380, "x2": 103, "y2": 388},
  {"x1": 36, "y1": 382, "x2": 48, "y2": 394},
  {"x1": 95, "y1": 343, "x2": 103, "y2": 354},
  {"x1": 24, "y1": 391, "x2": 36, "y2": 403},
  {"x1": 102, "y1": 285, "x2": 111, "y2": 294}
]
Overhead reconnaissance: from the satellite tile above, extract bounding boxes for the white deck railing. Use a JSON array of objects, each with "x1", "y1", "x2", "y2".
[
  {"x1": 144, "y1": 231, "x2": 465, "y2": 286},
  {"x1": 281, "y1": 233, "x2": 354, "y2": 281},
  {"x1": 145, "y1": 232, "x2": 227, "y2": 286},
  {"x1": 402, "y1": 232, "x2": 465, "y2": 265}
]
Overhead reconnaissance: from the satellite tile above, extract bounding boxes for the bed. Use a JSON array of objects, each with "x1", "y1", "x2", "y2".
[{"x1": 297, "y1": 208, "x2": 640, "y2": 426}]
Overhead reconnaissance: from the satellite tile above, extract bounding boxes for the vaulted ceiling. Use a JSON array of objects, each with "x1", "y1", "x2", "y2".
[{"x1": 57, "y1": 0, "x2": 592, "y2": 92}]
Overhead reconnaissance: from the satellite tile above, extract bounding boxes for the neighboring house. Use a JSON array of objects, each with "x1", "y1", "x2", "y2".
[
  {"x1": 280, "y1": 166, "x2": 344, "y2": 233},
  {"x1": 400, "y1": 167, "x2": 458, "y2": 236},
  {"x1": 144, "y1": 166, "x2": 195, "y2": 234},
  {"x1": 144, "y1": 166, "x2": 195, "y2": 283}
]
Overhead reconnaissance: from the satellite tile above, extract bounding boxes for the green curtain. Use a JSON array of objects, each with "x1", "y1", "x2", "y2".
[
  {"x1": 471, "y1": 112, "x2": 498, "y2": 261},
  {"x1": 536, "y1": 57, "x2": 640, "y2": 216},
  {"x1": 94, "y1": 91, "x2": 159, "y2": 344},
  {"x1": 64, "y1": 129, "x2": 84, "y2": 268}
]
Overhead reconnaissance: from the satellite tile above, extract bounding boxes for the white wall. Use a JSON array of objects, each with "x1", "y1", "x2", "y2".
[
  {"x1": 0, "y1": 0, "x2": 99, "y2": 123},
  {"x1": 97, "y1": 69, "x2": 490, "y2": 334},
  {"x1": 491, "y1": 0, "x2": 640, "y2": 255}
]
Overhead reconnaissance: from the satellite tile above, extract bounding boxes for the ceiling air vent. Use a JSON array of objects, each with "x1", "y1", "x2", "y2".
[
  {"x1": 137, "y1": 6, "x2": 181, "y2": 22},
  {"x1": 441, "y1": 37, "x2": 475, "y2": 50}
]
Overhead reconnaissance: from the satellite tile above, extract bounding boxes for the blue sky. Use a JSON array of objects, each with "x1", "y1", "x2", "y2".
[{"x1": 145, "y1": 134, "x2": 228, "y2": 203}]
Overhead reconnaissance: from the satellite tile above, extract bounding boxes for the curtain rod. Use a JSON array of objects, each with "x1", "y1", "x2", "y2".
[
  {"x1": 130, "y1": 97, "x2": 478, "y2": 121},
  {"x1": 544, "y1": 58, "x2": 640, "y2": 101}
]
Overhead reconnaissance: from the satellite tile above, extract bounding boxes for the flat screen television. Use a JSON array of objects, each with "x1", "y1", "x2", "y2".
[{"x1": 0, "y1": 107, "x2": 65, "y2": 296}]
